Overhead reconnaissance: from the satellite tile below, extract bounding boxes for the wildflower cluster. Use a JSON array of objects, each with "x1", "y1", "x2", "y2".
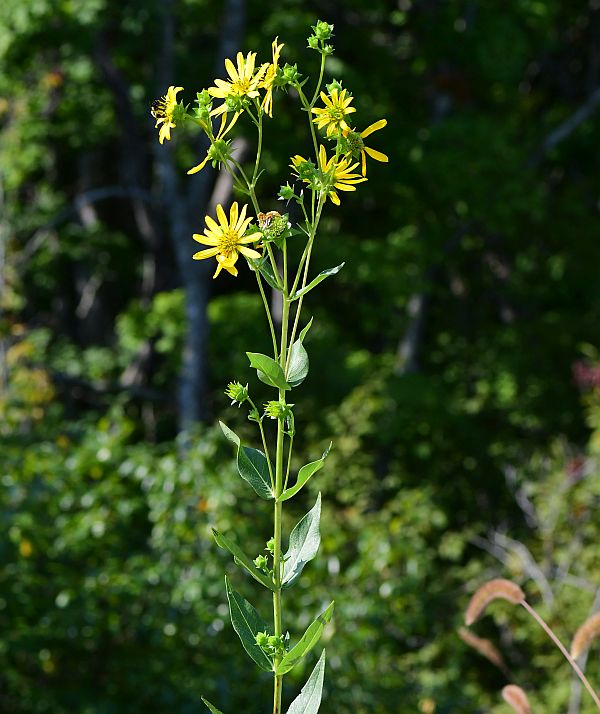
[{"x1": 150, "y1": 19, "x2": 387, "y2": 714}]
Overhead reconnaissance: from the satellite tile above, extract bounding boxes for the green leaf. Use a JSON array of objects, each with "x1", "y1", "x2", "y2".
[
  {"x1": 201, "y1": 697, "x2": 224, "y2": 714},
  {"x1": 238, "y1": 445, "x2": 273, "y2": 500},
  {"x1": 285, "y1": 650, "x2": 326, "y2": 714},
  {"x1": 212, "y1": 529, "x2": 275, "y2": 591},
  {"x1": 248, "y1": 256, "x2": 281, "y2": 291},
  {"x1": 276, "y1": 602, "x2": 334, "y2": 675},
  {"x1": 291, "y1": 264, "x2": 345, "y2": 301},
  {"x1": 282, "y1": 493, "x2": 321, "y2": 588},
  {"x1": 286, "y1": 317, "x2": 313, "y2": 388},
  {"x1": 279, "y1": 443, "x2": 331, "y2": 502},
  {"x1": 225, "y1": 576, "x2": 273, "y2": 672},
  {"x1": 247, "y1": 352, "x2": 290, "y2": 391},
  {"x1": 219, "y1": 420, "x2": 240, "y2": 447},
  {"x1": 220, "y1": 422, "x2": 273, "y2": 499}
]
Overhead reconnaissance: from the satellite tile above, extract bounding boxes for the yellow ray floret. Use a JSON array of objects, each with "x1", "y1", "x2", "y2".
[
  {"x1": 151, "y1": 86, "x2": 183, "y2": 144},
  {"x1": 208, "y1": 52, "x2": 268, "y2": 116},
  {"x1": 311, "y1": 88, "x2": 356, "y2": 137},
  {"x1": 317, "y1": 144, "x2": 367, "y2": 205},
  {"x1": 192, "y1": 202, "x2": 262, "y2": 278}
]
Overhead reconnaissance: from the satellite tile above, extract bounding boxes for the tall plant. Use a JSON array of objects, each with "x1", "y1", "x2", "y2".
[{"x1": 151, "y1": 21, "x2": 387, "y2": 713}]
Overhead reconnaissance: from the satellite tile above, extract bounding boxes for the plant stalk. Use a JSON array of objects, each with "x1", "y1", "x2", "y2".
[
  {"x1": 521, "y1": 600, "x2": 600, "y2": 710},
  {"x1": 273, "y1": 290, "x2": 290, "y2": 714}
]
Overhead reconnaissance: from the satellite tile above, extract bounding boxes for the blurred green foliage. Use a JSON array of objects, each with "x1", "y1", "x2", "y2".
[{"x1": 2, "y1": 0, "x2": 600, "y2": 711}]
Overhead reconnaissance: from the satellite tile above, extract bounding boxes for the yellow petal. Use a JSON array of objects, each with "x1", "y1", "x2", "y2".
[
  {"x1": 225, "y1": 58, "x2": 238, "y2": 82},
  {"x1": 329, "y1": 190, "x2": 340, "y2": 205},
  {"x1": 239, "y1": 231, "x2": 262, "y2": 243},
  {"x1": 229, "y1": 202, "x2": 239, "y2": 227},
  {"x1": 193, "y1": 247, "x2": 220, "y2": 260},
  {"x1": 216, "y1": 204, "x2": 228, "y2": 228},
  {"x1": 193, "y1": 233, "x2": 219, "y2": 246},
  {"x1": 361, "y1": 118, "x2": 387, "y2": 138},
  {"x1": 364, "y1": 147, "x2": 388, "y2": 163},
  {"x1": 187, "y1": 156, "x2": 210, "y2": 175},
  {"x1": 239, "y1": 246, "x2": 261, "y2": 259},
  {"x1": 205, "y1": 215, "x2": 221, "y2": 234},
  {"x1": 235, "y1": 204, "x2": 249, "y2": 233}
]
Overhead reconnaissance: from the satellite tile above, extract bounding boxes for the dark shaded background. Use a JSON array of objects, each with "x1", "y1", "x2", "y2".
[{"x1": 2, "y1": 0, "x2": 600, "y2": 712}]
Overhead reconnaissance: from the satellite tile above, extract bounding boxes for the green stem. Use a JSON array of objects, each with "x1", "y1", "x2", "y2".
[
  {"x1": 272, "y1": 293, "x2": 289, "y2": 714},
  {"x1": 248, "y1": 397, "x2": 274, "y2": 490},
  {"x1": 255, "y1": 270, "x2": 278, "y2": 358},
  {"x1": 286, "y1": 198, "x2": 324, "y2": 372}
]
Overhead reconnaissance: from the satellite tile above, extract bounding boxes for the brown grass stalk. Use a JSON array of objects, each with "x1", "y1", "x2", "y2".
[
  {"x1": 520, "y1": 600, "x2": 600, "y2": 710},
  {"x1": 571, "y1": 612, "x2": 600, "y2": 660},
  {"x1": 501, "y1": 684, "x2": 531, "y2": 714},
  {"x1": 465, "y1": 579, "x2": 525, "y2": 626},
  {"x1": 458, "y1": 627, "x2": 509, "y2": 675}
]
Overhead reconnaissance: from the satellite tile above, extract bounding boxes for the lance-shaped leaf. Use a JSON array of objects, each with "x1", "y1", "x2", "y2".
[
  {"x1": 276, "y1": 602, "x2": 334, "y2": 675},
  {"x1": 282, "y1": 493, "x2": 321, "y2": 588},
  {"x1": 279, "y1": 443, "x2": 331, "y2": 503},
  {"x1": 213, "y1": 529, "x2": 275, "y2": 591},
  {"x1": 291, "y1": 263, "x2": 345, "y2": 301},
  {"x1": 219, "y1": 422, "x2": 273, "y2": 500},
  {"x1": 286, "y1": 318, "x2": 313, "y2": 388},
  {"x1": 248, "y1": 256, "x2": 282, "y2": 291},
  {"x1": 225, "y1": 576, "x2": 273, "y2": 672},
  {"x1": 285, "y1": 650, "x2": 326, "y2": 714},
  {"x1": 247, "y1": 352, "x2": 290, "y2": 391},
  {"x1": 201, "y1": 698, "x2": 224, "y2": 714}
]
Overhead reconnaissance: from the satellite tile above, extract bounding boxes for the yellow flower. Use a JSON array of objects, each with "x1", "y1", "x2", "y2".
[
  {"x1": 317, "y1": 144, "x2": 366, "y2": 205},
  {"x1": 343, "y1": 119, "x2": 389, "y2": 176},
  {"x1": 259, "y1": 38, "x2": 284, "y2": 117},
  {"x1": 192, "y1": 202, "x2": 262, "y2": 278},
  {"x1": 311, "y1": 87, "x2": 356, "y2": 137},
  {"x1": 151, "y1": 86, "x2": 183, "y2": 144},
  {"x1": 209, "y1": 52, "x2": 268, "y2": 116}
]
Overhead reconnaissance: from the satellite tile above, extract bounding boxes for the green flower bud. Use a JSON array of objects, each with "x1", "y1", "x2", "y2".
[
  {"x1": 255, "y1": 631, "x2": 269, "y2": 648},
  {"x1": 208, "y1": 138, "x2": 233, "y2": 166},
  {"x1": 254, "y1": 554, "x2": 268, "y2": 571},
  {"x1": 313, "y1": 20, "x2": 334, "y2": 40},
  {"x1": 278, "y1": 182, "x2": 297, "y2": 201},
  {"x1": 264, "y1": 400, "x2": 294, "y2": 421},
  {"x1": 225, "y1": 381, "x2": 249, "y2": 406},
  {"x1": 196, "y1": 90, "x2": 211, "y2": 108},
  {"x1": 307, "y1": 35, "x2": 320, "y2": 50},
  {"x1": 326, "y1": 79, "x2": 344, "y2": 95},
  {"x1": 266, "y1": 538, "x2": 275, "y2": 554},
  {"x1": 280, "y1": 63, "x2": 301, "y2": 85}
]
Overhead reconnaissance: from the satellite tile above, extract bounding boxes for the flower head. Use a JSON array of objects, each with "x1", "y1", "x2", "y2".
[
  {"x1": 192, "y1": 202, "x2": 262, "y2": 278},
  {"x1": 209, "y1": 52, "x2": 268, "y2": 116},
  {"x1": 225, "y1": 381, "x2": 249, "y2": 406},
  {"x1": 260, "y1": 38, "x2": 284, "y2": 117},
  {"x1": 317, "y1": 144, "x2": 367, "y2": 205},
  {"x1": 151, "y1": 86, "x2": 183, "y2": 144},
  {"x1": 342, "y1": 119, "x2": 388, "y2": 176},
  {"x1": 311, "y1": 87, "x2": 356, "y2": 137}
]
